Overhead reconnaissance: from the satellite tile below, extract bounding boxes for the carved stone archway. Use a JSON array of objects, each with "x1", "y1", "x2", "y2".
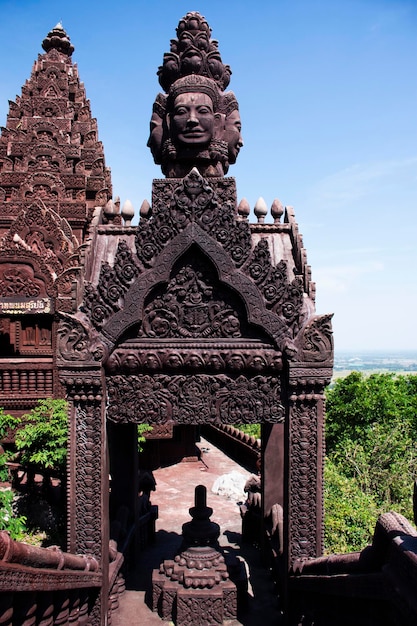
[{"x1": 56, "y1": 13, "x2": 333, "y2": 624}]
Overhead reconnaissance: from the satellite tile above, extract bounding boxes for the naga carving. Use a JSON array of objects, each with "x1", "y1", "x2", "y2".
[
  {"x1": 57, "y1": 314, "x2": 106, "y2": 363},
  {"x1": 297, "y1": 313, "x2": 334, "y2": 363}
]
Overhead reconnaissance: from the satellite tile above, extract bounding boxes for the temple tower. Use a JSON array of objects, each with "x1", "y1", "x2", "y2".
[{"x1": 0, "y1": 23, "x2": 112, "y2": 416}]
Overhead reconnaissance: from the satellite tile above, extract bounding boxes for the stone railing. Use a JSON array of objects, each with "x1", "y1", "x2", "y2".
[
  {"x1": 289, "y1": 511, "x2": 417, "y2": 626},
  {"x1": 201, "y1": 424, "x2": 260, "y2": 473},
  {"x1": 0, "y1": 360, "x2": 54, "y2": 401},
  {"x1": 0, "y1": 531, "x2": 125, "y2": 625}
]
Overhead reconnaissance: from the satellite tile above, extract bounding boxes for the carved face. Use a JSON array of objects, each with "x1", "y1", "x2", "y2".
[
  {"x1": 147, "y1": 110, "x2": 164, "y2": 161},
  {"x1": 171, "y1": 93, "x2": 215, "y2": 146},
  {"x1": 224, "y1": 109, "x2": 243, "y2": 163}
]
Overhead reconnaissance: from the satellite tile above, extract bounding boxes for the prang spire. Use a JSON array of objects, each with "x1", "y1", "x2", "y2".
[{"x1": 42, "y1": 22, "x2": 75, "y2": 56}]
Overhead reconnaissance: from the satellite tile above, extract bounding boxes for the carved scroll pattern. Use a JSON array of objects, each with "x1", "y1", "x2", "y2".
[
  {"x1": 73, "y1": 403, "x2": 103, "y2": 558},
  {"x1": 298, "y1": 314, "x2": 334, "y2": 363},
  {"x1": 83, "y1": 241, "x2": 139, "y2": 329},
  {"x1": 106, "y1": 374, "x2": 284, "y2": 425},
  {"x1": 57, "y1": 315, "x2": 105, "y2": 362},
  {"x1": 289, "y1": 401, "x2": 318, "y2": 562},
  {"x1": 245, "y1": 238, "x2": 305, "y2": 337},
  {"x1": 135, "y1": 172, "x2": 251, "y2": 269},
  {"x1": 177, "y1": 593, "x2": 223, "y2": 626}
]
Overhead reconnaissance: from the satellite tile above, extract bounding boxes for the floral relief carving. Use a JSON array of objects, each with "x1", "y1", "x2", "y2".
[
  {"x1": 289, "y1": 401, "x2": 319, "y2": 561},
  {"x1": 245, "y1": 238, "x2": 305, "y2": 336},
  {"x1": 135, "y1": 170, "x2": 249, "y2": 268},
  {"x1": 106, "y1": 374, "x2": 284, "y2": 425},
  {"x1": 73, "y1": 403, "x2": 103, "y2": 558},
  {"x1": 83, "y1": 240, "x2": 140, "y2": 329}
]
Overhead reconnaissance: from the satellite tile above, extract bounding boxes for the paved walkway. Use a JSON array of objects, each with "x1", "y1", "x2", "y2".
[{"x1": 112, "y1": 438, "x2": 282, "y2": 625}]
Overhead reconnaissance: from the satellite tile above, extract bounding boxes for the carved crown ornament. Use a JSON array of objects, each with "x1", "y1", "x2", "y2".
[{"x1": 148, "y1": 12, "x2": 242, "y2": 178}]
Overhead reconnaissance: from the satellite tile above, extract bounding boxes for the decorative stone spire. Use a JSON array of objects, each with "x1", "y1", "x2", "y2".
[
  {"x1": 157, "y1": 11, "x2": 231, "y2": 92},
  {"x1": 0, "y1": 24, "x2": 112, "y2": 243},
  {"x1": 152, "y1": 486, "x2": 245, "y2": 624},
  {"x1": 148, "y1": 12, "x2": 243, "y2": 178},
  {"x1": 42, "y1": 22, "x2": 75, "y2": 56}
]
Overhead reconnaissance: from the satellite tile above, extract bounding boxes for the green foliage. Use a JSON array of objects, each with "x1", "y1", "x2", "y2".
[
  {"x1": 137, "y1": 424, "x2": 153, "y2": 452},
  {"x1": 15, "y1": 399, "x2": 68, "y2": 475},
  {"x1": 324, "y1": 458, "x2": 378, "y2": 553},
  {"x1": 326, "y1": 372, "x2": 417, "y2": 453},
  {"x1": 324, "y1": 372, "x2": 417, "y2": 550},
  {"x1": 0, "y1": 408, "x2": 21, "y2": 482},
  {"x1": 0, "y1": 488, "x2": 27, "y2": 540},
  {"x1": 233, "y1": 424, "x2": 261, "y2": 439},
  {"x1": 0, "y1": 407, "x2": 21, "y2": 441}
]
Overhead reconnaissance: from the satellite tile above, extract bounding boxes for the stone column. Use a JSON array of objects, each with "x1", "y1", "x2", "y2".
[
  {"x1": 63, "y1": 367, "x2": 109, "y2": 626},
  {"x1": 287, "y1": 365, "x2": 330, "y2": 566}
]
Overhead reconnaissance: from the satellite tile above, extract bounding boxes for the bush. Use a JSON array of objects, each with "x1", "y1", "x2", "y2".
[
  {"x1": 0, "y1": 488, "x2": 27, "y2": 540},
  {"x1": 0, "y1": 408, "x2": 21, "y2": 482},
  {"x1": 324, "y1": 457, "x2": 379, "y2": 553},
  {"x1": 233, "y1": 424, "x2": 261, "y2": 439},
  {"x1": 324, "y1": 372, "x2": 417, "y2": 550},
  {"x1": 15, "y1": 399, "x2": 68, "y2": 476}
]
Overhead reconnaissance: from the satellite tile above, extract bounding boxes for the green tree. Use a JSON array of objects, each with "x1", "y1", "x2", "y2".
[
  {"x1": 325, "y1": 372, "x2": 417, "y2": 524},
  {"x1": 324, "y1": 457, "x2": 378, "y2": 553},
  {"x1": 0, "y1": 408, "x2": 27, "y2": 539},
  {"x1": 15, "y1": 399, "x2": 68, "y2": 476}
]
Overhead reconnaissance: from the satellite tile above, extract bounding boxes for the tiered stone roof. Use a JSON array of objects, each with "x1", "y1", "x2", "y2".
[{"x1": 0, "y1": 23, "x2": 112, "y2": 244}]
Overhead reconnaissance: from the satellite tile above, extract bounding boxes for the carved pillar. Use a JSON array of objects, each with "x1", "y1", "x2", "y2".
[
  {"x1": 286, "y1": 365, "x2": 330, "y2": 566},
  {"x1": 63, "y1": 367, "x2": 109, "y2": 626}
]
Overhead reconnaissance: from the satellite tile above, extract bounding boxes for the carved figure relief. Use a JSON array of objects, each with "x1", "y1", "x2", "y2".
[
  {"x1": 0, "y1": 266, "x2": 42, "y2": 297},
  {"x1": 106, "y1": 347, "x2": 282, "y2": 375},
  {"x1": 139, "y1": 263, "x2": 241, "y2": 339}
]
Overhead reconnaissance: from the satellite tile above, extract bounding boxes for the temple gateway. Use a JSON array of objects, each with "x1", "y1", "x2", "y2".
[{"x1": 0, "y1": 13, "x2": 415, "y2": 626}]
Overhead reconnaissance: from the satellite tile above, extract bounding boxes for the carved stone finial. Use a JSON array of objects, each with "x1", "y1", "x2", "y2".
[
  {"x1": 158, "y1": 12, "x2": 231, "y2": 93},
  {"x1": 148, "y1": 12, "x2": 243, "y2": 178},
  {"x1": 182, "y1": 485, "x2": 220, "y2": 547},
  {"x1": 42, "y1": 23, "x2": 74, "y2": 56},
  {"x1": 254, "y1": 197, "x2": 268, "y2": 223},
  {"x1": 121, "y1": 199, "x2": 134, "y2": 226}
]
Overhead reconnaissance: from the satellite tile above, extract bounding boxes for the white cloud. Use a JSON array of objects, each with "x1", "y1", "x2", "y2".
[
  {"x1": 310, "y1": 157, "x2": 417, "y2": 211},
  {"x1": 314, "y1": 261, "x2": 384, "y2": 293}
]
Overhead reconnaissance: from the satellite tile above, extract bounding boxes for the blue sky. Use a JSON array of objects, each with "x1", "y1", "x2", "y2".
[{"x1": 0, "y1": 0, "x2": 416, "y2": 352}]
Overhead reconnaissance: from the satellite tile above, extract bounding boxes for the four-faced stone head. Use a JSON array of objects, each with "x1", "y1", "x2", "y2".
[{"x1": 171, "y1": 92, "x2": 215, "y2": 148}]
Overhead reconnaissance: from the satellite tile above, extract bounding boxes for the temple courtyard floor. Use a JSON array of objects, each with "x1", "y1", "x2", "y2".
[{"x1": 112, "y1": 437, "x2": 283, "y2": 625}]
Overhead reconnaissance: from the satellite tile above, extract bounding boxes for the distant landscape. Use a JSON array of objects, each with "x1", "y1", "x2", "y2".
[{"x1": 333, "y1": 350, "x2": 417, "y2": 380}]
